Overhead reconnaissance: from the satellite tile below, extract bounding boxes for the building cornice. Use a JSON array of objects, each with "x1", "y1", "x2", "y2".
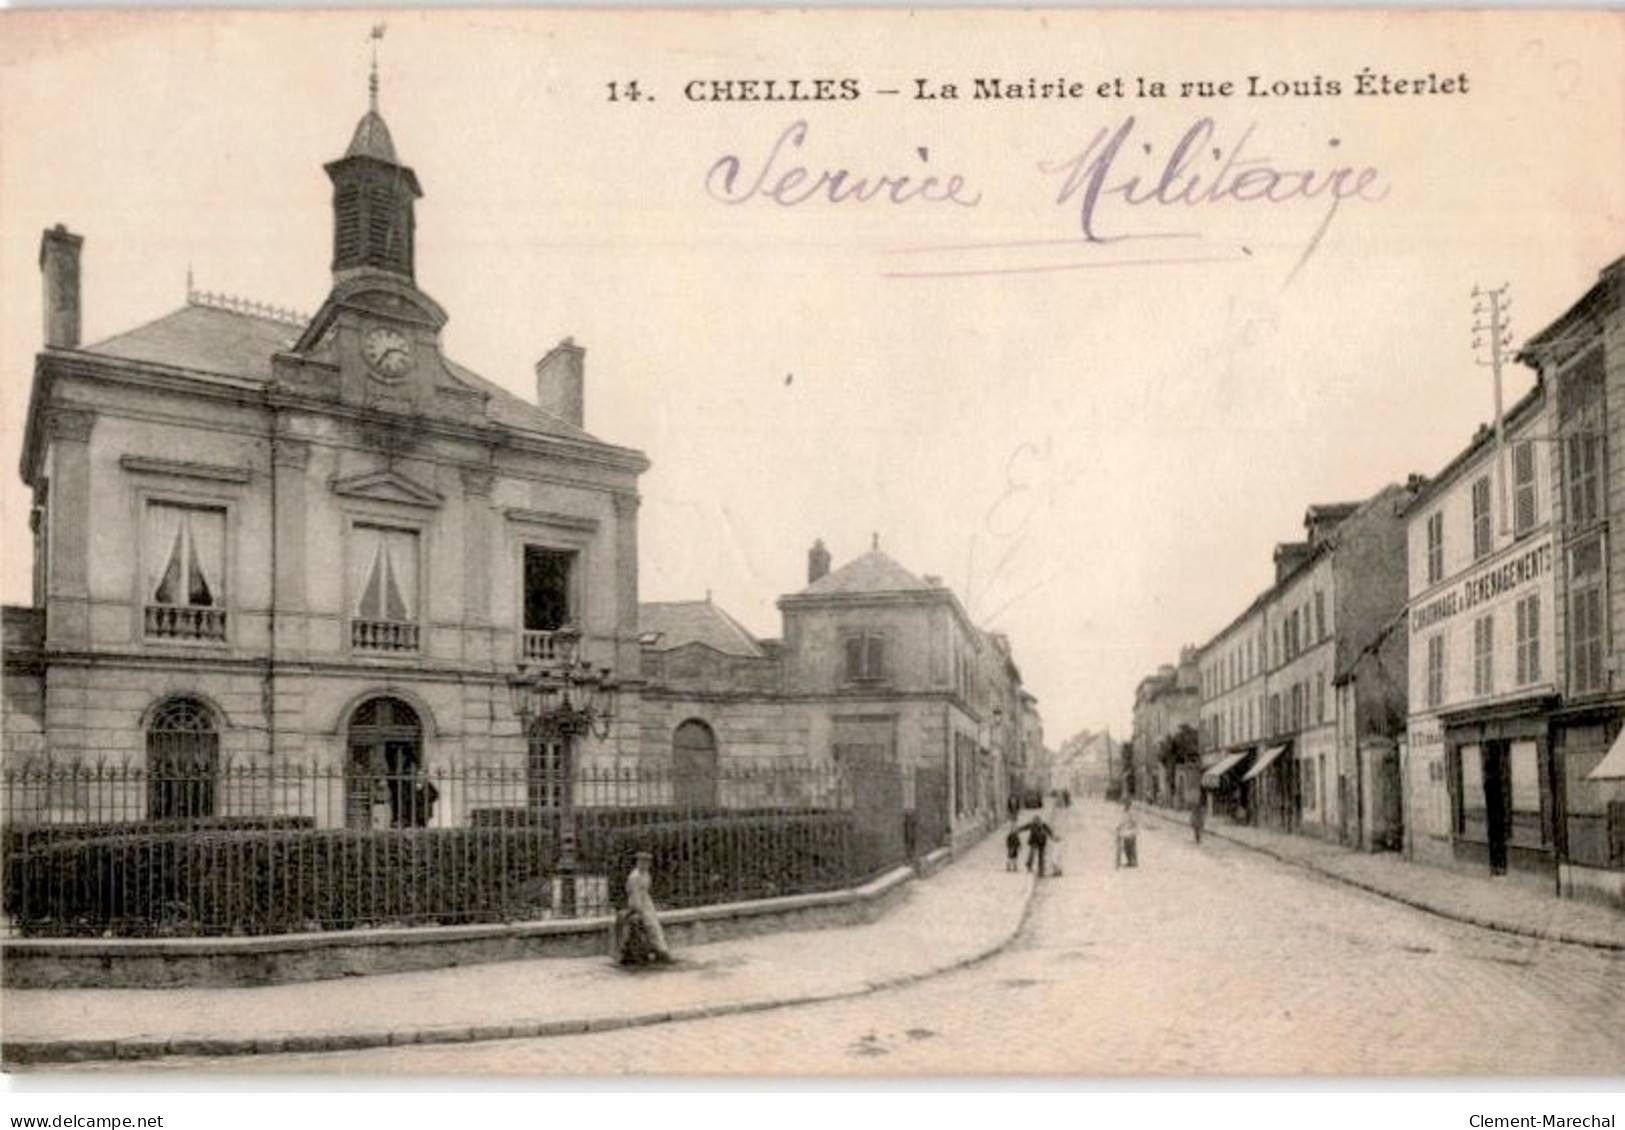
[
  {"x1": 18, "y1": 346, "x2": 651, "y2": 488},
  {"x1": 119, "y1": 455, "x2": 253, "y2": 485}
]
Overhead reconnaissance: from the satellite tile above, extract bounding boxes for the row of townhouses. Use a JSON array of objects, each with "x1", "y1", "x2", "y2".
[
  {"x1": 0, "y1": 92, "x2": 1039, "y2": 851},
  {"x1": 1134, "y1": 255, "x2": 1625, "y2": 910}
]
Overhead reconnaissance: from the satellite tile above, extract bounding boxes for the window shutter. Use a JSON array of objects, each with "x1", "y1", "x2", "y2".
[
  {"x1": 1513, "y1": 442, "x2": 1537, "y2": 533},
  {"x1": 845, "y1": 636, "x2": 863, "y2": 681},
  {"x1": 866, "y1": 635, "x2": 885, "y2": 680}
]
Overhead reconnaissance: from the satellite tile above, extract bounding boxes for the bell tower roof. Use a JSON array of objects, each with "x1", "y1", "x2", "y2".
[
  {"x1": 321, "y1": 24, "x2": 420, "y2": 280},
  {"x1": 345, "y1": 109, "x2": 398, "y2": 163}
]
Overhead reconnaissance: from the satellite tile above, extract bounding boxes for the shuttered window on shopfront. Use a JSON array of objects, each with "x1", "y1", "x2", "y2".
[{"x1": 1569, "y1": 535, "x2": 1606, "y2": 695}]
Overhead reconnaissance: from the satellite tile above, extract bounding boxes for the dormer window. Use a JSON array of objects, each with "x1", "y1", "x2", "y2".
[{"x1": 844, "y1": 631, "x2": 886, "y2": 683}]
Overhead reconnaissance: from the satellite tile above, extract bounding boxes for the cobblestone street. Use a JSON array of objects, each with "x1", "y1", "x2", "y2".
[{"x1": 101, "y1": 802, "x2": 1624, "y2": 1077}]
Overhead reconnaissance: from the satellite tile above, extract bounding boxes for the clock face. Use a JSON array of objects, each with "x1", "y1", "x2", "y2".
[{"x1": 362, "y1": 326, "x2": 413, "y2": 378}]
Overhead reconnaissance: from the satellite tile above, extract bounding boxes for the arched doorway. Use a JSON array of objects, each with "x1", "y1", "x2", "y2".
[
  {"x1": 346, "y1": 696, "x2": 425, "y2": 828},
  {"x1": 672, "y1": 719, "x2": 719, "y2": 809},
  {"x1": 146, "y1": 696, "x2": 219, "y2": 819}
]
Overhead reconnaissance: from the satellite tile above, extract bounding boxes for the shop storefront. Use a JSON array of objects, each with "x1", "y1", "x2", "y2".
[
  {"x1": 1201, "y1": 747, "x2": 1254, "y2": 821},
  {"x1": 1551, "y1": 704, "x2": 1625, "y2": 907},
  {"x1": 1441, "y1": 701, "x2": 1558, "y2": 880},
  {"x1": 1243, "y1": 742, "x2": 1297, "y2": 832}
]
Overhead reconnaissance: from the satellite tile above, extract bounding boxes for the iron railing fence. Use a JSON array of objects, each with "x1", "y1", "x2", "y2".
[{"x1": 1, "y1": 758, "x2": 948, "y2": 938}]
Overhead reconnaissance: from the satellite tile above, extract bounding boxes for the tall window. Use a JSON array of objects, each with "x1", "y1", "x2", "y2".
[
  {"x1": 1560, "y1": 345, "x2": 1606, "y2": 528},
  {"x1": 1472, "y1": 476, "x2": 1492, "y2": 560},
  {"x1": 1426, "y1": 634, "x2": 1445, "y2": 708},
  {"x1": 1567, "y1": 431, "x2": 1603, "y2": 527},
  {"x1": 1569, "y1": 535, "x2": 1606, "y2": 694},
  {"x1": 521, "y1": 547, "x2": 575, "y2": 661},
  {"x1": 350, "y1": 524, "x2": 419, "y2": 651},
  {"x1": 845, "y1": 632, "x2": 887, "y2": 682},
  {"x1": 1426, "y1": 511, "x2": 1444, "y2": 585},
  {"x1": 1315, "y1": 671, "x2": 1326, "y2": 724},
  {"x1": 1473, "y1": 614, "x2": 1494, "y2": 697},
  {"x1": 144, "y1": 502, "x2": 226, "y2": 641},
  {"x1": 1512, "y1": 441, "x2": 1537, "y2": 536},
  {"x1": 146, "y1": 696, "x2": 218, "y2": 819},
  {"x1": 1314, "y1": 590, "x2": 1326, "y2": 642},
  {"x1": 1268, "y1": 694, "x2": 1281, "y2": 735},
  {"x1": 1515, "y1": 594, "x2": 1541, "y2": 686}
]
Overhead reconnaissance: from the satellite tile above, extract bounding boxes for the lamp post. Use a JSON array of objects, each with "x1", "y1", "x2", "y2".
[{"x1": 508, "y1": 625, "x2": 618, "y2": 916}]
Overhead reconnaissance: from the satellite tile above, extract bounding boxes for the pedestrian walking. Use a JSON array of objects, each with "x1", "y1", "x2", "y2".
[
  {"x1": 1018, "y1": 814, "x2": 1059, "y2": 877},
  {"x1": 1005, "y1": 826, "x2": 1022, "y2": 872},
  {"x1": 1115, "y1": 810, "x2": 1139, "y2": 869},
  {"x1": 1190, "y1": 796, "x2": 1206, "y2": 844},
  {"x1": 1007, "y1": 793, "x2": 1020, "y2": 824}
]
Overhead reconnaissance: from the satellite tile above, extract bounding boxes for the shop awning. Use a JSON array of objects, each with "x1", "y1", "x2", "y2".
[
  {"x1": 1201, "y1": 751, "x2": 1250, "y2": 787},
  {"x1": 1242, "y1": 745, "x2": 1287, "y2": 782},
  {"x1": 1587, "y1": 730, "x2": 1625, "y2": 781}
]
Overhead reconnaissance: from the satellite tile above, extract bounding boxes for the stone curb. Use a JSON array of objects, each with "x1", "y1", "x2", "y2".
[
  {"x1": 3, "y1": 851, "x2": 1041, "y2": 1068},
  {"x1": 1134, "y1": 805, "x2": 1625, "y2": 952}
]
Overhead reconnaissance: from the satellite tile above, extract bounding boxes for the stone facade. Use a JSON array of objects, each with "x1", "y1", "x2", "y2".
[
  {"x1": 1131, "y1": 648, "x2": 1199, "y2": 804},
  {"x1": 4, "y1": 98, "x2": 649, "y2": 827},
  {"x1": 1403, "y1": 385, "x2": 1558, "y2": 876},
  {"x1": 638, "y1": 544, "x2": 1036, "y2": 845}
]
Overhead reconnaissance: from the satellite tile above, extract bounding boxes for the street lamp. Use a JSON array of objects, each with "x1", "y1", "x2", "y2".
[{"x1": 508, "y1": 625, "x2": 619, "y2": 915}]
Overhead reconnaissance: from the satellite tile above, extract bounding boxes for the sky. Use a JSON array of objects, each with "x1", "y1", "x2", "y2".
[{"x1": 0, "y1": 9, "x2": 1621, "y2": 744}]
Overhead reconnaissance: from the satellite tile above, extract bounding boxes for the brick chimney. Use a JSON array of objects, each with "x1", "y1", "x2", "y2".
[
  {"x1": 808, "y1": 538, "x2": 831, "y2": 584},
  {"x1": 536, "y1": 337, "x2": 585, "y2": 427},
  {"x1": 39, "y1": 224, "x2": 83, "y2": 349}
]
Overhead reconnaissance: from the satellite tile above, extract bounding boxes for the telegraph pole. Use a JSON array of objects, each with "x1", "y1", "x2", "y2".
[{"x1": 1473, "y1": 284, "x2": 1514, "y2": 534}]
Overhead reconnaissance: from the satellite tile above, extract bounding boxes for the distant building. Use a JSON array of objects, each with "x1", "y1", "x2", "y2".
[
  {"x1": 1131, "y1": 648, "x2": 1199, "y2": 804},
  {"x1": 1054, "y1": 728, "x2": 1118, "y2": 797},
  {"x1": 1195, "y1": 484, "x2": 1420, "y2": 843},
  {"x1": 639, "y1": 540, "x2": 1040, "y2": 849}
]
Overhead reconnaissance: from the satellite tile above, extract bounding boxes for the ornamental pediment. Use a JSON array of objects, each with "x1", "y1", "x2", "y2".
[{"x1": 330, "y1": 467, "x2": 443, "y2": 508}]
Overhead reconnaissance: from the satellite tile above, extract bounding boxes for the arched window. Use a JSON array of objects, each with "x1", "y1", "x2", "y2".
[
  {"x1": 346, "y1": 696, "x2": 427, "y2": 829},
  {"x1": 672, "y1": 719, "x2": 719, "y2": 809},
  {"x1": 146, "y1": 697, "x2": 219, "y2": 820}
]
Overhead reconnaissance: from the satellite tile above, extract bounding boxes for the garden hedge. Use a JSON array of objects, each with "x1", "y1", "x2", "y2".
[{"x1": 8, "y1": 825, "x2": 556, "y2": 938}]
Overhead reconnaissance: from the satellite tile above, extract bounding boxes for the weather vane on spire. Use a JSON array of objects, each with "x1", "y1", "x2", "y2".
[{"x1": 368, "y1": 23, "x2": 386, "y2": 112}]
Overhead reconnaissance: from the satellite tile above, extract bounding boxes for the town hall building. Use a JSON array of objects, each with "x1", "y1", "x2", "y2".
[{"x1": 3, "y1": 80, "x2": 649, "y2": 827}]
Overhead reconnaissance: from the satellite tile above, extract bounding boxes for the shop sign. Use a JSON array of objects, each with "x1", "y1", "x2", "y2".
[{"x1": 1410, "y1": 538, "x2": 1553, "y2": 634}]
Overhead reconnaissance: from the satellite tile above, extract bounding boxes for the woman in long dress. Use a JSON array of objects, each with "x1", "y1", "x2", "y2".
[{"x1": 623, "y1": 850, "x2": 674, "y2": 963}]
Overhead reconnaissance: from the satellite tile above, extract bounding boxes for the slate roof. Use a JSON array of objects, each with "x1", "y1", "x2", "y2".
[
  {"x1": 87, "y1": 304, "x2": 299, "y2": 382},
  {"x1": 80, "y1": 302, "x2": 596, "y2": 442},
  {"x1": 639, "y1": 600, "x2": 765, "y2": 658},
  {"x1": 346, "y1": 110, "x2": 398, "y2": 162},
  {"x1": 798, "y1": 550, "x2": 931, "y2": 597}
]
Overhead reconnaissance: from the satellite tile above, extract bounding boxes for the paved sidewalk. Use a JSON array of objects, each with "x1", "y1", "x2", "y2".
[
  {"x1": 1, "y1": 808, "x2": 1048, "y2": 1066},
  {"x1": 1134, "y1": 802, "x2": 1624, "y2": 949}
]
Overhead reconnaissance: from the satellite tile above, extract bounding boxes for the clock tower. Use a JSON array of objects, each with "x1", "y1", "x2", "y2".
[
  {"x1": 324, "y1": 63, "x2": 421, "y2": 281},
  {"x1": 281, "y1": 60, "x2": 485, "y2": 426}
]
